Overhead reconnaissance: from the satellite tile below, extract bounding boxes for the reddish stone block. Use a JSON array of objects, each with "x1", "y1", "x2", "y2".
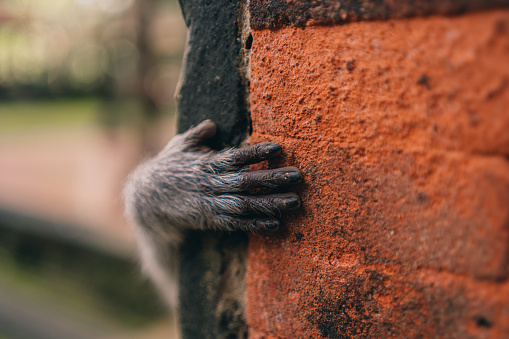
[
  {"x1": 251, "y1": 134, "x2": 509, "y2": 279},
  {"x1": 247, "y1": 250, "x2": 509, "y2": 338},
  {"x1": 247, "y1": 9, "x2": 509, "y2": 339},
  {"x1": 250, "y1": 11, "x2": 509, "y2": 155}
]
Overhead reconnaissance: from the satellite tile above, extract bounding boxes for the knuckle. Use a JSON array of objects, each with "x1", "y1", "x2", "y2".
[
  {"x1": 236, "y1": 172, "x2": 249, "y2": 187},
  {"x1": 266, "y1": 170, "x2": 280, "y2": 181},
  {"x1": 238, "y1": 198, "x2": 250, "y2": 212},
  {"x1": 231, "y1": 147, "x2": 246, "y2": 163},
  {"x1": 253, "y1": 143, "x2": 264, "y2": 154}
]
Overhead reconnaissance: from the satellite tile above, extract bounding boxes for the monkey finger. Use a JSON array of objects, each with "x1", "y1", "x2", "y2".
[
  {"x1": 239, "y1": 192, "x2": 300, "y2": 214},
  {"x1": 212, "y1": 215, "x2": 281, "y2": 232},
  {"x1": 227, "y1": 142, "x2": 283, "y2": 166},
  {"x1": 183, "y1": 119, "x2": 217, "y2": 146},
  {"x1": 233, "y1": 166, "x2": 302, "y2": 191},
  {"x1": 214, "y1": 192, "x2": 300, "y2": 216}
]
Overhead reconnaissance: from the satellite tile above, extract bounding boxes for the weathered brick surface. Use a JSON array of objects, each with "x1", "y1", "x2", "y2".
[
  {"x1": 246, "y1": 10, "x2": 509, "y2": 338},
  {"x1": 250, "y1": 0, "x2": 509, "y2": 28},
  {"x1": 247, "y1": 247, "x2": 509, "y2": 338},
  {"x1": 251, "y1": 12, "x2": 509, "y2": 155},
  {"x1": 250, "y1": 136, "x2": 509, "y2": 279}
]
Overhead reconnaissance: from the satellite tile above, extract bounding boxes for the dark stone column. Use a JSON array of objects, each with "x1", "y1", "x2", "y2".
[
  {"x1": 177, "y1": 0, "x2": 250, "y2": 147},
  {"x1": 176, "y1": 0, "x2": 251, "y2": 338}
]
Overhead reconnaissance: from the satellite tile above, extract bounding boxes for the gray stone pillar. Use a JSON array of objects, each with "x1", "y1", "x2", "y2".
[{"x1": 176, "y1": 0, "x2": 251, "y2": 337}]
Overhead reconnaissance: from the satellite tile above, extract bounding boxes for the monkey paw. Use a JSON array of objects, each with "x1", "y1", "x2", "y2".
[{"x1": 125, "y1": 120, "x2": 302, "y2": 235}]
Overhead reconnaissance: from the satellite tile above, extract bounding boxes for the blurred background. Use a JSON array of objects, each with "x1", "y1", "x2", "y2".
[{"x1": 0, "y1": 0, "x2": 186, "y2": 338}]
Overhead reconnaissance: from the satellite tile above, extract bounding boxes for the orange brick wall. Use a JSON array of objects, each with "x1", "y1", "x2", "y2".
[{"x1": 246, "y1": 10, "x2": 509, "y2": 338}]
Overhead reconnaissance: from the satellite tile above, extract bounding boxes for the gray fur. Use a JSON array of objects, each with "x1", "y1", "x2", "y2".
[{"x1": 123, "y1": 120, "x2": 302, "y2": 310}]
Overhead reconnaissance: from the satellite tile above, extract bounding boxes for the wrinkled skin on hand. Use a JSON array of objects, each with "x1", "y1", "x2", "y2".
[{"x1": 124, "y1": 120, "x2": 303, "y2": 245}]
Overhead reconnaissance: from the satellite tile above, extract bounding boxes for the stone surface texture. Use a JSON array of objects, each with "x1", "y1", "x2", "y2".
[
  {"x1": 176, "y1": 0, "x2": 251, "y2": 338},
  {"x1": 250, "y1": 0, "x2": 509, "y2": 29},
  {"x1": 246, "y1": 10, "x2": 509, "y2": 338},
  {"x1": 177, "y1": 0, "x2": 250, "y2": 147}
]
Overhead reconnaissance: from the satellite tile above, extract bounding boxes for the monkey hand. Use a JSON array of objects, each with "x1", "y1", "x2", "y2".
[{"x1": 124, "y1": 120, "x2": 302, "y2": 243}]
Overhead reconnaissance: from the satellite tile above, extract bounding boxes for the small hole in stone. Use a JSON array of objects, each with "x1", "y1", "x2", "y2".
[
  {"x1": 417, "y1": 74, "x2": 430, "y2": 89},
  {"x1": 474, "y1": 316, "x2": 492, "y2": 328},
  {"x1": 245, "y1": 34, "x2": 253, "y2": 50},
  {"x1": 417, "y1": 192, "x2": 428, "y2": 202},
  {"x1": 346, "y1": 59, "x2": 355, "y2": 71}
]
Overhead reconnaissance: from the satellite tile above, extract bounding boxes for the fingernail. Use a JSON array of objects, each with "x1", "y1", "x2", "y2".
[
  {"x1": 265, "y1": 220, "x2": 280, "y2": 230},
  {"x1": 285, "y1": 172, "x2": 302, "y2": 183},
  {"x1": 285, "y1": 197, "x2": 300, "y2": 209},
  {"x1": 266, "y1": 144, "x2": 282, "y2": 155}
]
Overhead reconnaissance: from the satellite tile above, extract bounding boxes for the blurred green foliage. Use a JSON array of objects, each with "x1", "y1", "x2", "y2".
[
  {"x1": 0, "y1": 0, "x2": 185, "y2": 107},
  {"x1": 0, "y1": 97, "x2": 176, "y2": 132},
  {"x1": 0, "y1": 98, "x2": 100, "y2": 132}
]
